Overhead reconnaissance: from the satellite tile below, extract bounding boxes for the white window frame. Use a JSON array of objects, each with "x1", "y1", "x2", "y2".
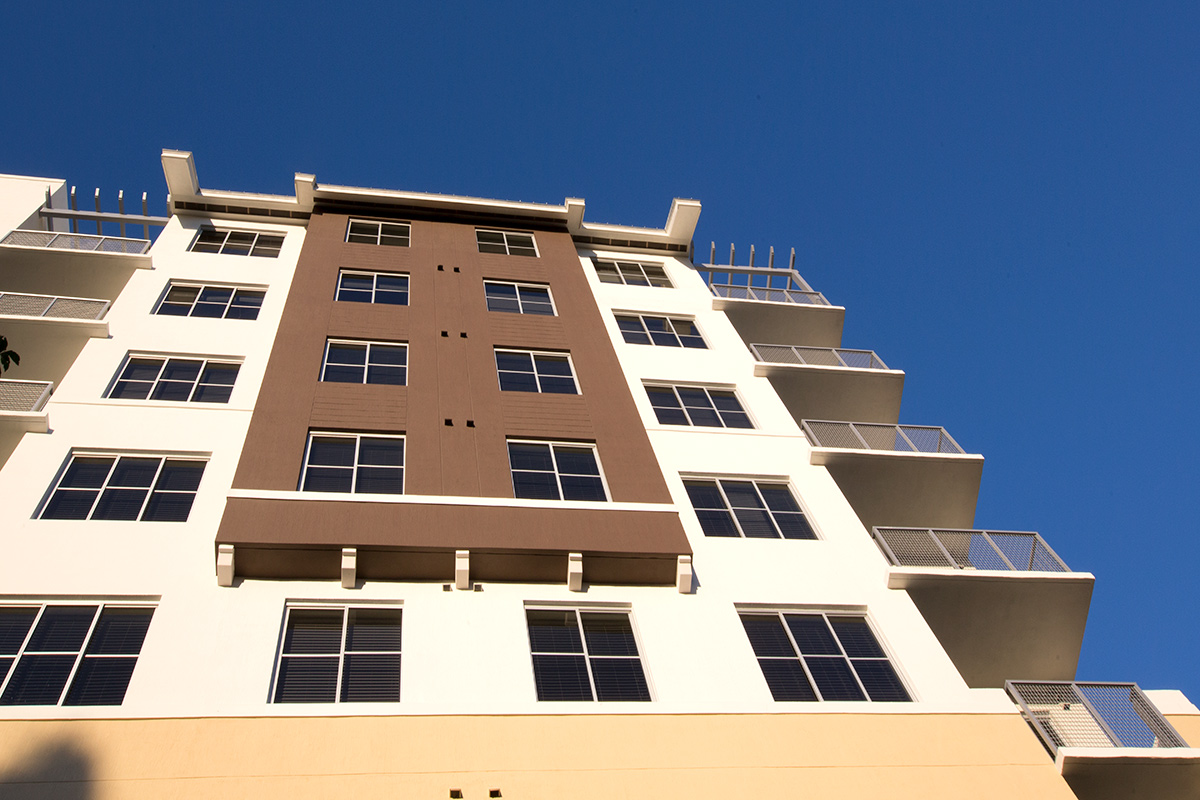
[
  {"x1": 524, "y1": 604, "x2": 652, "y2": 702},
  {"x1": 38, "y1": 451, "x2": 209, "y2": 522},
  {"x1": 507, "y1": 439, "x2": 610, "y2": 502},
  {"x1": 104, "y1": 353, "x2": 243, "y2": 404},
  {"x1": 271, "y1": 602, "x2": 403, "y2": 704},
  {"x1": 300, "y1": 432, "x2": 405, "y2": 495},
  {"x1": 188, "y1": 227, "x2": 284, "y2": 257},
  {"x1": 483, "y1": 280, "x2": 557, "y2": 315},
  {"x1": 153, "y1": 282, "x2": 267, "y2": 319},
  {"x1": 614, "y1": 312, "x2": 706, "y2": 348},
  {"x1": 335, "y1": 269, "x2": 410, "y2": 305},
  {"x1": 345, "y1": 218, "x2": 411, "y2": 247},
  {"x1": 681, "y1": 475, "x2": 819, "y2": 540},
  {"x1": 0, "y1": 601, "x2": 156, "y2": 707},
  {"x1": 321, "y1": 340, "x2": 408, "y2": 386},
  {"x1": 476, "y1": 229, "x2": 539, "y2": 257},
  {"x1": 494, "y1": 348, "x2": 579, "y2": 394},
  {"x1": 644, "y1": 383, "x2": 755, "y2": 429},
  {"x1": 593, "y1": 259, "x2": 673, "y2": 287},
  {"x1": 737, "y1": 608, "x2": 911, "y2": 703}
]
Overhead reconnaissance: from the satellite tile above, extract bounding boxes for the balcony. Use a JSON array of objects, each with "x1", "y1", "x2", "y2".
[
  {"x1": 751, "y1": 344, "x2": 905, "y2": 424},
  {"x1": 1008, "y1": 681, "x2": 1200, "y2": 800},
  {"x1": 0, "y1": 378, "x2": 52, "y2": 467},
  {"x1": 0, "y1": 291, "x2": 110, "y2": 384},
  {"x1": 875, "y1": 528, "x2": 1093, "y2": 687},
  {"x1": 802, "y1": 420, "x2": 984, "y2": 533},
  {"x1": 694, "y1": 264, "x2": 845, "y2": 347},
  {"x1": 0, "y1": 229, "x2": 152, "y2": 299}
]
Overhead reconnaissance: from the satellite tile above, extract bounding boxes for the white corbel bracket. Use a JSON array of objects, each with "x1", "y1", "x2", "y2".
[
  {"x1": 568, "y1": 552, "x2": 584, "y2": 592},
  {"x1": 216, "y1": 544, "x2": 235, "y2": 587},
  {"x1": 341, "y1": 548, "x2": 357, "y2": 589},
  {"x1": 455, "y1": 550, "x2": 470, "y2": 590},
  {"x1": 677, "y1": 555, "x2": 693, "y2": 594}
]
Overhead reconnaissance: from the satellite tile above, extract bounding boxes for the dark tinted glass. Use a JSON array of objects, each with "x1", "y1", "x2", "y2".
[
  {"x1": 740, "y1": 615, "x2": 795, "y2": 657},
  {"x1": 512, "y1": 472, "x2": 560, "y2": 499},
  {"x1": 531, "y1": 654, "x2": 591, "y2": 700},
  {"x1": 340, "y1": 653, "x2": 401, "y2": 701},
  {"x1": 852, "y1": 660, "x2": 910, "y2": 702},
  {"x1": 785, "y1": 615, "x2": 841, "y2": 655},
  {"x1": 283, "y1": 610, "x2": 343, "y2": 654},
  {"x1": 580, "y1": 614, "x2": 638, "y2": 656},
  {"x1": 590, "y1": 658, "x2": 650, "y2": 701},
  {"x1": 92, "y1": 488, "x2": 148, "y2": 520},
  {"x1": 829, "y1": 618, "x2": 886, "y2": 658},
  {"x1": 0, "y1": 655, "x2": 76, "y2": 705},
  {"x1": 27, "y1": 607, "x2": 96, "y2": 652},
  {"x1": 41, "y1": 490, "x2": 99, "y2": 519},
  {"x1": 526, "y1": 610, "x2": 583, "y2": 653},
  {"x1": 358, "y1": 439, "x2": 403, "y2": 466},
  {"x1": 63, "y1": 658, "x2": 138, "y2": 706},
  {"x1": 345, "y1": 609, "x2": 402, "y2": 651},
  {"x1": 59, "y1": 457, "x2": 114, "y2": 489},
  {"x1": 758, "y1": 659, "x2": 818, "y2": 701},
  {"x1": 806, "y1": 656, "x2": 865, "y2": 701},
  {"x1": 559, "y1": 475, "x2": 606, "y2": 501},
  {"x1": 759, "y1": 485, "x2": 801, "y2": 513},
  {"x1": 86, "y1": 609, "x2": 153, "y2": 655},
  {"x1": 0, "y1": 609, "x2": 37, "y2": 654},
  {"x1": 141, "y1": 492, "x2": 196, "y2": 522},
  {"x1": 553, "y1": 447, "x2": 599, "y2": 476},
  {"x1": 308, "y1": 438, "x2": 356, "y2": 467},
  {"x1": 508, "y1": 443, "x2": 553, "y2": 472},
  {"x1": 155, "y1": 461, "x2": 205, "y2": 491},
  {"x1": 274, "y1": 656, "x2": 338, "y2": 703},
  {"x1": 110, "y1": 458, "x2": 159, "y2": 487},
  {"x1": 616, "y1": 316, "x2": 650, "y2": 344}
]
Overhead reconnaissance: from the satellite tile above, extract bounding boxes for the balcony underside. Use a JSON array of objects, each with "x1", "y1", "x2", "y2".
[
  {"x1": 0, "y1": 315, "x2": 108, "y2": 384},
  {"x1": 810, "y1": 449, "x2": 984, "y2": 532},
  {"x1": 715, "y1": 299, "x2": 845, "y2": 348},
  {"x1": 0, "y1": 243, "x2": 150, "y2": 300},
  {"x1": 217, "y1": 497, "x2": 690, "y2": 586},
  {"x1": 889, "y1": 568, "x2": 1093, "y2": 688},
  {"x1": 1057, "y1": 747, "x2": 1200, "y2": 800},
  {"x1": 755, "y1": 363, "x2": 904, "y2": 424}
]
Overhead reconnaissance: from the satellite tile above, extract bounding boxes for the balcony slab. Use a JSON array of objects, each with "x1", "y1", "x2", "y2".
[
  {"x1": 0, "y1": 315, "x2": 108, "y2": 384},
  {"x1": 755, "y1": 362, "x2": 905, "y2": 424},
  {"x1": 1056, "y1": 747, "x2": 1200, "y2": 800},
  {"x1": 0, "y1": 238, "x2": 151, "y2": 300},
  {"x1": 715, "y1": 298, "x2": 845, "y2": 348}
]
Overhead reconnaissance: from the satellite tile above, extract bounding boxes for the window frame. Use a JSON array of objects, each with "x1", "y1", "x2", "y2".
[
  {"x1": 188, "y1": 226, "x2": 284, "y2": 258},
  {"x1": 153, "y1": 282, "x2": 267, "y2": 320},
  {"x1": 525, "y1": 605, "x2": 652, "y2": 702},
  {"x1": 300, "y1": 432, "x2": 405, "y2": 495},
  {"x1": 682, "y1": 476, "x2": 818, "y2": 540},
  {"x1": 476, "y1": 229, "x2": 539, "y2": 257},
  {"x1": 483, "y1": 280, "x2": 556, "y2": 316},
  {"x1": 494, "y1": 348, "x2": 579, "y2": 394},
  {"x1": 614, "y1": 312, "x2": 706, "y2": 348},
  {"x1": 738, "y1": 609, "x2": 911, "y2": 703},
  {"x1": 38, "y1": 451, "x2": 207, "y2": 523},
  {"x1": 320, "y1": 339, "x2": 408, "y2": 386},
  {"x1": 344, "y1": 218, "x2": 411, "y2": 247},
  {"x1": 593, "y1": 259, "x2": 673, "y2": 287},
  {"x1": 104, "y1": 353, "x2": 242, "y2": 404},
  {"x1": 271, "y1": 602, "x2": 403, "y2": 704},
  {"x1": 507, "y1": 439, "x2": 609, "y2": 502},
  {"x1": 334, "y1": 269, "x2": 410, "y2": 306},
  {"x1": 0, "y1": 601, "x2": 156, "y2": 707},
  {"x1": 644, "y1": 383, "x2": 755, "y2": 429}
]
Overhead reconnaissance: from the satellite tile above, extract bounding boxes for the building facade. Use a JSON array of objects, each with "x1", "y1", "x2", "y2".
[{"x1": 0, "y1": 151, "x2": 1194, "y2": 799}]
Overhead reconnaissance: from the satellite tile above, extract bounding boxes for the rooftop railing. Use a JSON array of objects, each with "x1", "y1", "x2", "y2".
[
  {"x1": 802, "y1": 420, "x2": 965, "y2": 454},
  {"x1": 694, "y1": 243, "x2": 832, "y2": 307},
  {"x1": 0, "y1": 291, "x2": 110, "y2": 320},
  {"x1": 872, "y1": 527, "x2": 1069, "y2": 572},
  {"x1": 751, "y1": 344, "x2": 889, "y2": 370},
  {"x1": 1008, "y1": 681, "x2": 1189, "y2": 752},
  {"x1": 0, "y1": 380, "x2": 52, "y2": 413},
  {"x1": 0, "y1": 229, "x2": 150, "y2": 255}
]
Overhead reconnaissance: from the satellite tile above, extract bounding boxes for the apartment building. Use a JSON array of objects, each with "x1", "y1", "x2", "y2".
[{"x1": 0, "y1": 150, "x2": 1194, "y2": 799}]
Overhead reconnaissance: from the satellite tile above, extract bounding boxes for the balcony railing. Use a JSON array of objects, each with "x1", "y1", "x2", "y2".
[
  {"x1": 802, "y1": 420, "x2": 965, "y2": 454},
  {"x1": 0, "y1": 229, "x2": 150, "y2": 255},
  {"x1": 0, "y1": 291, "x2": 110, "y2": 320},
  {"x1": 0, "y1": 379, "x2": 52, "y2": 413},
  {"x1": 873, "y1": 527, "x2": 1069, "y2": 572},
  {"x1": 1008, "y1": 681, "x2": 1188, "y2": 752},
  {"x1": 751, "y1": 344, "x2": 889, "y2": 370}
]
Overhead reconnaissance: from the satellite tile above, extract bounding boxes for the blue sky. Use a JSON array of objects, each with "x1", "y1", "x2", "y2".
[{"x1": 3, "y1": 2, "x2": 1198, "y2": 700}]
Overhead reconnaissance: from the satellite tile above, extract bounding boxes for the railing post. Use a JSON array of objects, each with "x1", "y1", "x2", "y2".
[
  {"x1": 848, "y1": 422, "x2": 872, "y2": 449},
  {"x1": 894, "y1": 425, "x2": 921, "y2": 452},
  {"x1": 870, "y1": 528, "x2": 903, "y2": 566},
  {"x1": 1073, "y1": 683, "x2": 1126, "y2": 747},
  {"x1": 925, "y1": 529, "x2": 963, "y2": 568},
  {"x1": 1033, "y1": 533, "x2": 1070, "y2": 572},
  {"x1": 978, "y1": 531, "x2": 1018, "y2": 570}
]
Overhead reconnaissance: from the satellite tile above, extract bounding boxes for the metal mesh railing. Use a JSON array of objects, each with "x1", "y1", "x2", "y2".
[
  {"x1": 0, "y1": 380, "x2": 52, "y2": 413},
  {"x1": 802, "y1": 420, "x2": 966, "y2": 454},
  {"x1": 750, "y1": 344, "x2": 888, "y2": 370},
  {"x1": 0, "y1": 292, "x2": 109, "y2": 320},
  {"x1": 872, "y1": 528, "x2": 1069, "y2": 571},
  {"x1": 709, "y1": 284, "x2": 830, "y2": 306},
  {"x1": 1008, "y1": 681, "x2": 1188, "y2": 752},
  {"x1": 1, "y1": 229, "x2": 150, "y2": 255}
]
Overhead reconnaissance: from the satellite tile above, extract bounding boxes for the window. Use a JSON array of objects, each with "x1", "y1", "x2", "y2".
[
  {"x1": 645, "y1": 385, "x2": 753, "y2": 428},
  {"x1": 155, "y1": 284, "x2": 265, "y2": 319},
  {"x1": 273, "y1": 605, "x2": 402, "y2": 703},
  {"x1": 615, "y1": 314, "x2": 705, "y2": 348},
  {"x1": 106, "y1": 356, "x2": 240, "y2": 403},
  {"x1": 322, "y1": 341, "x2": 407, "y2": 385},
  {"x1": 484, "y1": 281, "x2": 554, "y2": 315},
  {"x1": 495, "y1": 349, "x2": 577, "y2": 394},
  {"x1": 508, "y1": 441, "x2": 606, "y2": 501},
  {"x1": 594, "y1": 260, "x2": 672, "y2": 287},
  {"x1": 336, "y1": 270, "x2": 409, "y2": 305},
  {"x1": 476, "y1": 229, "x2": 537, "y2": 257},
  {"x1": 740, "y1": 612, "x2": 910, "y2": 702},
  {"x1": 301, "y1": 433, "x2": 404, "y2": 494},
  {"x1": 345, "y1": 219, "x2": 410, "y2": 247},
  {"x1": 684, "y1": 478, "x2": 815, "y2": 539},
  {"x1": 40, "y1": 455, "x2": 205, "y2": 522},
  {"x1": 526, "y1": 608, "x2": 650, "y2": 701},
  {"x1": 189, "y1": 227, "x2": 284, "y2": 257},
  {"x1": 0, "y1": 603, "x2": 154, "y2": 706}
]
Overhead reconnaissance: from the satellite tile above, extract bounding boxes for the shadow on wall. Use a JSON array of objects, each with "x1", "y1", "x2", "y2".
[{"x1": 0, "y1": 739, "x2": 93, "y2": 800}]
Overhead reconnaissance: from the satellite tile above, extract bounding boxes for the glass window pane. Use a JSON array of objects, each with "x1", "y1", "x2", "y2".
[
  {"x1": 785, "y1": 615, "x2": 841, "y2": 655},
  {"x1": 852, "y1": 659, "x2": 910, "y2": 702},
  {"x1": 327, "y1": 344, "x2": 367, "y2": 366},
  {"x1": 559, "y1": 475, "x2": 606, "y2": 501},
  {"x1": 740, "y1": 615, "x2": 796, "y2": 658},
  {"x1": 496, "y1": 352, "x2": 534, "y2": 372},
  {"x1": 120, "y1": 359, "x2": 164, "y2": 382},
  {"x1": 59, "y1": 458, "x2": 114, "y2": 489},
  {"x1": 695, "y1": 509, "x2": 740, "y2": 537},
  {"x1": 734, "y1": 507, "x2": 779, "y2": 538},
  {"x1": 283, "y1": 610, "x2": 343, "y2": 654},
  {"x1": 499, "y1": 372, "x2": 539, "y2": 392},
  {"x1": 590, "y1": 658, "x2": 650, "y2": 701},
  {"x1": 553, "y1": 447, "x2": 599, "y2": 476},
  {"x1": 164, "y1": 286, "x2": 199, "y2": 305},
  {"x1": 758, "y1": 659, "x2": 818, "y2": 701},
  {"x1": 531, "y1": 654, "x2": 591, "y2": 700},
  {"x1": 41, "y1": 490, "x2": 99, "y2": 519},
  {"x1": 109, "y1": 458, "x2": 159, "y2": 488},
  {"x1": 512, "y1": 471, "x2": 560, "y2": 500},
  {"x1": 759, "y1": 485, "x2": 801, "y2": 513},
  {"x1": 155, "y1": 461, "x2": 205, "y2": 492},
  {"x1": 340, "y1": 653, "x2": 401, "y2": 701},
  {"x1": 344, "y1": 609, "x2": 402, "y2": 652},
  {"x1": 0, "y1": 609, "x2": 37, "y2": 655},
  {"x1": 63, "y1": 657, "x2": 137, "y2": 705},
  {"x1": 274, "y1": 656, "x2": 339, "y2": 703},
  {"x1": 508, "y1": 443, "x2": 554, "y2": 472},
  {"x1": 92, "y1": 488, "x2": 148, "y2": 520},
  {"x1": 684, "y1": 480, "x2": 724, "y2": 509},
  {"x1": 720, "y1": 481, "x2": 764, "y2": 509},
  {"x1": 806, "y1": 656, "x2": 865, "y2": 701},
  {"x1": 355, "y1": 466, "x2": 403, "y2": 494},
  {"x1": 527, "y1": 610, "x2": 584, "y2": 653},
  {"x1": 308, "y1": 438, "x2": 356, "y2": 467},
  {"x1": 357, "y1": 439, "x2": 403, "y2": 467},
  {"x1": 26, "y1": 606, "x2": 96, "y2": 652},
  {"x1": 829, "y1": 618, "x2": 886, "y2": 659},
  {"x1": 141, "y1": 492, "x2": 196, "y2": 522},
  {"x1": 580, "y1": 614, "x2": 638, "y2": 656},
  {"x1": 774, "y1": 513, "x2": 817, "y2": 540},
  {"x1": 0, "y1": 654, "x2": 77, "y2": 704},
  {"x1": 303, "y1": 467, "x2": 352, "y2": 493}
]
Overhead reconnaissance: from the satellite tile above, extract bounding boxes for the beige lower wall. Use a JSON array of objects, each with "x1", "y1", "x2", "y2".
[{"x1": 0, "y1": 713, "x2": 1077, "y2": 800}]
